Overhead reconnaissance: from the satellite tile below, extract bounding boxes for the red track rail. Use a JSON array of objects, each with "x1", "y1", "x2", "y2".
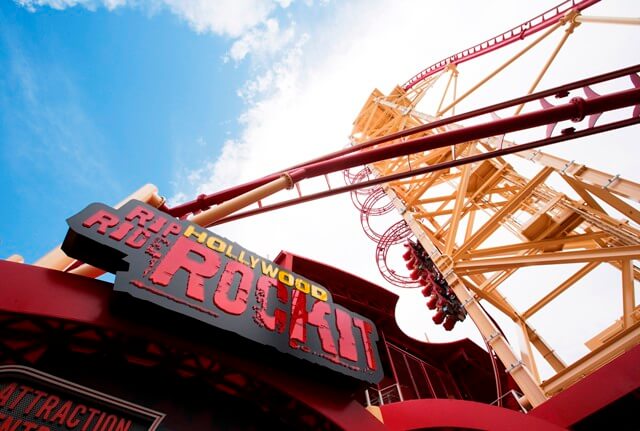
[
  {"x1": 402, "y1": 0, "x2": 600, "y2": 90},
  {"x1": 213, "y1": 116, "x2": 639, "y2": 226},
  {"x1": 359, "y1": 188, "x2": 395, "y2": 242},
  {"x1": 165, "y1": 65, "x2": 637, "y2": 220},
  {"x1": 375, "y1": 220, "x2": 420, "y2": 288},
  {"x1": 290, "y1": 86, "x2": 640, "y2": 181},
  {"x1": 207, "y1": 66, "x2": 640, "y2": 226}
]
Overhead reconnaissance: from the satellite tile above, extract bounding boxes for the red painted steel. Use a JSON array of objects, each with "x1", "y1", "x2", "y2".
[
  {"x1": 359, "y1": 187, "x2": 395, "y2": 242},
  {"x1": 0, "y1": 260, "x2": 388, "y2": 431},
  {"x1": 210, "y1": 116, "x2": 640, "y2": 226},
  {"x1": 3, "y1": 251, "x2": 635, "y2": 429},
  {"x1": 165, "y1": 65, "x2": 639, "y2": 219},
  {"x1": 530, "y1": 343, "x2": 640, "y2": 428},
  {"x1": 291, "y1": 87, "x2": 640, "y2": 181},
  {"x1": 3, "y1": 255, "x2": 507, "y2": 429},
  {"x1": 380, "y1": 398, "x2": 566, "y2": 430},
  {"x1": 402, "y1": 0, "x2": 600, "y2": 90},
  {"x1": 209, "y1": 88, "x2": 640, "y2": 226},
  {"x1": 375, "y1": 221, "x2": 420, "y2": 288}
]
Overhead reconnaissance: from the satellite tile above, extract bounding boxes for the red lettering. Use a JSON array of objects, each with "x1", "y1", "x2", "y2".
[
  {"x1": 289, "y1": 292, "x2": 338, "y2": 356},
  {"x1": 124, "y1": 206, "x2": 154, "y2": 227},
  {"x1": 8, "y1": 385, "x2": 31, "y2": 410},
  {"x1": 0, "y1": 418, "x2": 44, "y2": 431},
  {"x1": 67, "y1": 404, "x2": 86, "y2": 429},
  {"x1": 147, "y1": 216, "x2": 167, "y2": 233},
  {"x1": 289, "y1": 290, "x2": 307, "y2": 347},
  {"x1": 91, "y1": 412, "x2": 106, "y2": 431},
  {"x1": 35, "y1": 395, "x2": 59, "y2": 420},
  {"x1": 335, "y1": 308, "x2": 358, "y2": 362},
  {"x1": 100, "y1": 414, "x2": 117, "y2": 431},
  {"x1": 255, "y1": 276, "x2": 288, "y2": 333},
  {"x1": 23, "y1": 390, "x2": 47, "y2": 415},
  {"x1": 149, "y1": 236, "x2": 221, "y2": 301},
  {"x1": 50, "y1": 400, "x2": 73, "y2": 425},
  {"x1": 108, "y1": 222, "x2": 134, "y2": 241},
  {"x1": 22, "y1": 422, "x2": 39, "y2": 431},
  {"x1": 307, "y1": 299, "x2": 337, "y2": 355},
  {"x1": 124, "y1": 227, "x2": 151, "y2": 249},
  {"x1": 81, "y1": 408, "x2": 100, "y2": 431},
  {"x1": 82, "y1": 210, "x2": 119, "y2": 234},
  {"x1": 213, "y1": 260, "x2": 253, "y2": 315},
  {"x1": 353, "y1": 318, "x2": 377, "y2": 370},
  {"x1": 114, "y1": 418, "x2": 131, "y2": 431},
  {"x1": 0, "y1": 383, "x2": 16, "y2": 407},
  {"x1": 162, "y1": 222, "x2": 181, "y2": 238},
  {"x1": 0, "y1": 416, "x2": 19, "y2": 431}
]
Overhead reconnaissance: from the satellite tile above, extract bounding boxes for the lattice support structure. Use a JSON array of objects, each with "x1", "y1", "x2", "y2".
[
  {"x1": 351, "y1": 95, "x2": 640, "y2": 405},
  {"x1": 348, "y1": 3, "x2": 640, "y2": 408},
  {"x1": 22, "y1": 0, "x2": 639, "y2": 413}
]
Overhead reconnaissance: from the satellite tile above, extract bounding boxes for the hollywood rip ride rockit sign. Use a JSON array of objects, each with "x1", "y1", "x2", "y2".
[{"x1": 62, "y1": 200, "x2": 383, "y2": 384}]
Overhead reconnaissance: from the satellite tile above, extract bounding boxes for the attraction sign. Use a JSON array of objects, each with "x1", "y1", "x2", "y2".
[
  {"x1": 0, "y1": 365, "x2": 164, "y2": 431},
  {"x1": 62, "y1": 200, "x2": 383, "y2": 384}
]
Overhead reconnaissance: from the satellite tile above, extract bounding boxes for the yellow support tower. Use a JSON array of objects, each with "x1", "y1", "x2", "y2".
[{"x1": 349, "y1": 7, "x2": 640, "y2": 409}]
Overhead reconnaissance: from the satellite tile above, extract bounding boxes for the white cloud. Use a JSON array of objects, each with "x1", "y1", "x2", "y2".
[
  {"x1": 237, "y1": 31, "x2": 308, "y2": 102},
  {"x1": 161, "y1": 0, "x2": 275, "y2": 37},
  {"x1": 15, "y1": 0, "x2": 91, "y2": 11},
  {"x1": 17, "y1": 0, "x2": 303, "y2": 96},
  {"x1": 170, "y1": 0, "x2": 640, "y2": 379},
  {"x1": 228, "y1": 18, "x2": 296, "y2": 62},
  {"x1": 18, "y1": 0, "x2": 640, "y2": 380},
  {"x1": 274, "y1": 0, "x2": 292, "y2": 8},
  {"x1": 16, "y1": 0, "x2": 291, "y2": 46},
  {"x1": 15, "y1": 0, "x2": 127, "y2": 11}
]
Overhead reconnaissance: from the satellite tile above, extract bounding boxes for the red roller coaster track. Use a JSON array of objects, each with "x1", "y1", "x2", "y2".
[
  {"x1": 402, "y1": 0, "x2": 600, "y2": 90},
  {"x1": 174, "y1": 65, "x2": 639, "y2": 227},
  {"x1": 164, "y1": 65, "x2": 639, "y2": 223},
  {"x1": 164, "y1": 0, "x2": 602, "y2": 220}
]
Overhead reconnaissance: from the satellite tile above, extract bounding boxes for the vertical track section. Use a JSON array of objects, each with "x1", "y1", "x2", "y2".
[{"x1": 402, "y1": 0, "x2": 600, "y2": 90}]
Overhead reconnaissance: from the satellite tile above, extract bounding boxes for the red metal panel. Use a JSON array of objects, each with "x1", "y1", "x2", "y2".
[
  {"x1": 530, "y1": 343, "x2": 640, "y2": 428},
  {"x1": 380, "y1": 398, "x2": 567, "y2": 430},
  {"x1": 0, "y1": 260, "x2": 388, "y2": 431}
]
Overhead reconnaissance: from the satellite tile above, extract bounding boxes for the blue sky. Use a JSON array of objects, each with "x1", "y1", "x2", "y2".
[
  {"x1": 1, "y1": 0, "x2": 638, "y2": 365},
  {"x1": 3, "y1": 0, "x2": 635, "y2": 266},
  {"x1": 0, "y1": 0, "x2": 306, "y2": 261}
]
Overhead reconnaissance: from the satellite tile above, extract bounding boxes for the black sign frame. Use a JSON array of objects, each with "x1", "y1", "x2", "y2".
[
  {"x1": 0, "y1": 365, "x2": 165, "y2": 431},
  {"x1": 62, "y1": 200, "x2": 383, "y2": 384}
]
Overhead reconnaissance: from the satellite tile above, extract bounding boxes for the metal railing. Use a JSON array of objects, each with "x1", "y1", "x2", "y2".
[
  {"x1": 365, "y1": 383, "x2": 404, "y2": 406},
  {"x1": 490, "y1": 389, "x2": 526, "y2": 413}
]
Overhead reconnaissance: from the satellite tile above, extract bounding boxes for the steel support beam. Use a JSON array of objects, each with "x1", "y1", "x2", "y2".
[
  {"x1": 523, "y1": 261, "x2": 601, "y2": 319},
  {"x1": 456, "y1": 245, "x2": 640, "y2": 274},
  {"x1": 622, "y1": 259, "x2": 636, "y2": 329}
]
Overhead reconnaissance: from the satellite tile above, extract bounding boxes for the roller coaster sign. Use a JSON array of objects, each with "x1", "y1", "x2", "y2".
[
  {"x1": 0, "y1": 366, "x2": 164, "y2": 431},
  {"x1": 62, "y1": 200, "x2": 383, "y2": 384}
]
